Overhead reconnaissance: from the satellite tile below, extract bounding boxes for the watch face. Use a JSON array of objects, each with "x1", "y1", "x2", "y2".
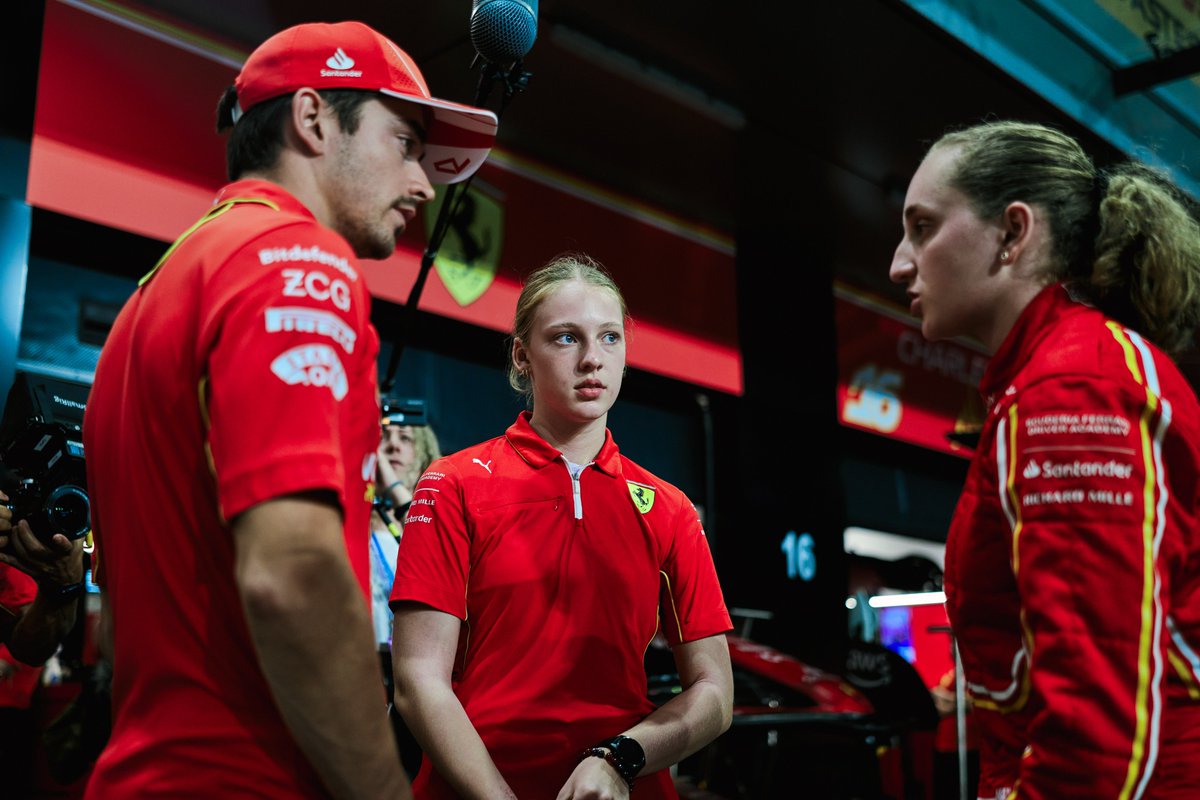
[{"x1": 609, "y1": 736, "x2": 645, "y2": 772}]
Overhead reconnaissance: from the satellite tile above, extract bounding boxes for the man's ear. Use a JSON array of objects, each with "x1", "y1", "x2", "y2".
[{"x1": 288, "y1": 88, "x2": 331, "y2": 156}]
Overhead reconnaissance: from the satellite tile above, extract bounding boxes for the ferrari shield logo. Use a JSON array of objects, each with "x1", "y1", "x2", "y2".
[
  {"x1": 627, "y1": 481, "x2": 656, "y2": 514},
  {"x1": 423, "y1": 182, "x2": 504, "y2": 307}
]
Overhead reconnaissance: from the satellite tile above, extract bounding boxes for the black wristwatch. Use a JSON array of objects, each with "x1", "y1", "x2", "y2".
[{"x1": 581, "y1": 735, "x2": 645, "y2": 790}]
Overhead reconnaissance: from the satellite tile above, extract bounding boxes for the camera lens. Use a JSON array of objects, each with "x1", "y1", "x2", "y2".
[{"x1": 45, "y1": 485, "x2": 90, "y2": 540}]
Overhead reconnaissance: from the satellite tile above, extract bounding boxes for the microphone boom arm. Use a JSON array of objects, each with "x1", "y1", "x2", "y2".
[{"x1": 379, "y1": 58, "x2": 532, "y2": 394}]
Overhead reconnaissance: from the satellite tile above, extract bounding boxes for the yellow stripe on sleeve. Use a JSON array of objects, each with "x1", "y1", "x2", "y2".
[
  {"x1": 1007, "y1": 404, "x2": 1023, "y2": 576},
  {"x1": 1106, "y1": 323, "x2": 1159, "y2": 800},
  {"x1": 659, "y1": 570, "x2": 684, "y2": 643},
  {"x1": 139, "y1": 197, "x2": 280, "y2": 286},
  {"x1": 1168, "y1": 650, "x2": 1200, "y2": 700}
]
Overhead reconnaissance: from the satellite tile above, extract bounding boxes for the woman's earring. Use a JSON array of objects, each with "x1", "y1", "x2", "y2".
[{"x1": 1000, "y1": 250, "x2": 1011, "y2": 263}]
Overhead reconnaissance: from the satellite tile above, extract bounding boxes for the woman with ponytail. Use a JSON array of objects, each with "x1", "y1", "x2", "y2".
[{"x1": 890, "y1": 121, "x2": 1200, "y2": 799}]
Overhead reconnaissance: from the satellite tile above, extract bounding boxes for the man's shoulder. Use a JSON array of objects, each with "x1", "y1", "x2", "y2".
[
  {"x1": 151, "y1": 180, "x2": 346, "y2": 276},
  {"x1": 201, "y1": 204, "x2": 355, "y2": 272},
  {"x1": 168, "y1": 197, "x2": 366, "y2": 321}
]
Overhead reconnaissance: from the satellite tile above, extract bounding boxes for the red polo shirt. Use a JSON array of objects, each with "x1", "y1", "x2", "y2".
[
  {"x1": 0, "y1": 565, "x2": 40, "y2": 709},
  {"x1": 0, "y1": 563, "x2": 35, "y2": 617},
  {"x1": 84, "y1": 180, "x2": 381, "y2": 797},
  {"x1": 391, "y1": 412, "x2": 732, "y2": 799}
]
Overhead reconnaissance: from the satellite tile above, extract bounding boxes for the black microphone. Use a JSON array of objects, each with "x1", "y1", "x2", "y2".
[
  {"x1": 469, "y1": 0, "x2": 538, "y2": 64},
  {"x1": 382, "y1": 0, "x2": 537, "y2": 394}
]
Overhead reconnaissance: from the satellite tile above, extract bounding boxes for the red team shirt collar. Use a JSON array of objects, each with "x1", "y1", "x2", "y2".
[
  {"x1": 214, "y1": 179, "x2": 317, "y2": 220},
  {"x1": 978, "y1": 283, "x2": 1087, "y2": 403},
  {"x1": 504, "y1": 411, "x2": 623, "y2": 476}
]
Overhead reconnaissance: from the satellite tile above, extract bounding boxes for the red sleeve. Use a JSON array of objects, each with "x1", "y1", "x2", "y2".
[
  {"x1": 389, "y1": 460, "x2": 471, "y2": 619},
  {"x1": 90, "y1": 498, "x2": 105, "y2": 587},
  {"x1": 1007, "y1": 373, "x2": 1168, "y2": 798},
  {"x1": 201, "y1": 223, "x2": 371, "y2": 521},
  {"x1": 0, "y1": 563, "x2": 37, "y2": 613},
  {"x1": 659, "y1": 493, "x2": 732, "y2": 646}
]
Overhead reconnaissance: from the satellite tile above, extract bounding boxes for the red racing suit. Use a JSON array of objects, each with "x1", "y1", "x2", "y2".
[{"x1": 945, "y1": 284, "x2": 1200, "y2": 799}]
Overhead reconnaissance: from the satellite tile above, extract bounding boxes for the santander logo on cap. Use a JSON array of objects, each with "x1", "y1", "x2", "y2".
[{"x1": 321, "y1": 47, "x2": 362, "y2": 77}]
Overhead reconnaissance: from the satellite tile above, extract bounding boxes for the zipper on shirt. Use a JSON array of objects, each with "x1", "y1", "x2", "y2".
[
  {"x1": 572, "y1": 470, "x2": 582, "y2": 520},
  {"x1": 562, "y1": 456, "x2": 589, "y2": 520}
]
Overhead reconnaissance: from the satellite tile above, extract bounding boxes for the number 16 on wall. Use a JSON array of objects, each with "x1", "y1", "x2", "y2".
[{"x1": 781, "y1": 530, "x2": 816, "y2": 581}]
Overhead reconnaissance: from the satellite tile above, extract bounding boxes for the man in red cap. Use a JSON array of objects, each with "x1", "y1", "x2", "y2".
[{"x1": 83, "y1": 21, "x2": 496, "y2": 799}]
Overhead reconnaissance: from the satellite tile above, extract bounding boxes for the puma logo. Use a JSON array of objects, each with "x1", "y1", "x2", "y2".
[{"x1": 473, "y1": 458, "x2": 494, "y2": 474}]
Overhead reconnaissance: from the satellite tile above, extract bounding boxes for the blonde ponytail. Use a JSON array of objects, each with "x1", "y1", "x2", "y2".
[
  {"x1": 933, "y1": 120, "x2": 1200, "y2": 355},
  {"x1": 1090, "y1": 164, "x2": 1200, "y2": 355}
]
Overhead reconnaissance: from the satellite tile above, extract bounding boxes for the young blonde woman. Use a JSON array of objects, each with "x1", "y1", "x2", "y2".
[
  {"x1": 890, "y1": 121, "x2": 1200, "y2": 799},
  {"x1": 370, "y1": 416, "x2": 441, "y2": 649},
  {"x1": 389, "y1": 255, "x2": 733, "y2": 799}
]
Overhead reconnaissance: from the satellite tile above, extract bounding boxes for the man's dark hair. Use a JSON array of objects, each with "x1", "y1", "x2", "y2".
[{"x1": 215, "y1": 87, "x2": 374, "y2": 180}]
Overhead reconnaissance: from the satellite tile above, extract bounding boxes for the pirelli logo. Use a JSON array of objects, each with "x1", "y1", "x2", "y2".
[{"x1": 265, "y1": 307, "x2": 357, "y2": 353}]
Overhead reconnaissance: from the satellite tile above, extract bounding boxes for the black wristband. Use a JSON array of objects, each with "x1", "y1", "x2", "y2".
[
  {"x1": 581, "y1": 735, "x2": 645, "y2": 791},
  {"x1": 39, "y1": 580, "x2": 84, "y2": 608},
  {"x1": 580, "y1": 747, "x2": 634, "y2": 792}
]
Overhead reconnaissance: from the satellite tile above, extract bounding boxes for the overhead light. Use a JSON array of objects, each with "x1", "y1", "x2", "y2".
[
  {"x1": 846, "y1": 591, "x2": 946, "y2": 610},
  {"x1": 844, "y1": 526, "x2": 946, "y2": 570},
  {"x1": 548, "y1": 24, "x2": 746, "y2": 130}
]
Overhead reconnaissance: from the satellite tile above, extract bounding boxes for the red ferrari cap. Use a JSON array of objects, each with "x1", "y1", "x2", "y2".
[{"x1": 233, "y1": 21, "x2": 497, "y2": 183}]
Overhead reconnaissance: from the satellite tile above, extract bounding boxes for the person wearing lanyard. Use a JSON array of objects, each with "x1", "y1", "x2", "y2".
[{"x1": 370, "y1": 401, "x2": 441, "y2": 650}]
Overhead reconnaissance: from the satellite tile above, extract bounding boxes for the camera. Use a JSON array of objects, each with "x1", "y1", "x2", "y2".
[
  {"x1": 0, "y1": 373, "x2": 90, "y2": 543},
  {"x1": 380, "y1": 396, "x2": 428, "y2": 427}
]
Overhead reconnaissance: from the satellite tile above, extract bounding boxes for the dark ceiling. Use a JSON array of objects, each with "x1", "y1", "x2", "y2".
[{"x1": 133, "y1": 0, "x2": 1125, "y2": 312}]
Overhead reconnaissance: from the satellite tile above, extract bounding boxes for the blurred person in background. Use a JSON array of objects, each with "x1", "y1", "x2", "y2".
[
  {"x1": 370, "y1": 400, "x2": 441, "y2": 650},
  {"x1": 370, "y1": 399, "x2": 441, "y2": 779},
  {"x1": 0, "y1": 497, "x2": 84, "y2": 795}
]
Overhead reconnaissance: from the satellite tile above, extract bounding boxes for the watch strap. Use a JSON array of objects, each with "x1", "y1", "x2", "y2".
[
  {"x1": 581, "y1": 734, "x2": 645, "y2": 790},
  {"x1": 580, "y1": 747, "x2": 634, "y2": 791},
  {"x1": 39, "y1": 580, "x2": 84, "y2": 608}
]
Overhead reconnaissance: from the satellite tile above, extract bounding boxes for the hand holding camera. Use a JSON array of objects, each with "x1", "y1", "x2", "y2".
[
  {"x1": 0, "y1": 420, "x2": 90, "y2": 546},
  {"x1": 0, "y1": 490, "x2": 84, "y2": 591}
]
